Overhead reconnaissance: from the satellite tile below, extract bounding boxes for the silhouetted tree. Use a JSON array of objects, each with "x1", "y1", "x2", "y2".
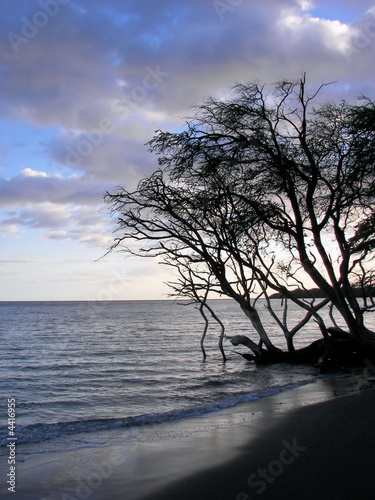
[{"x1": 105, "y1": 76, "x2": 375, "y2": 366}]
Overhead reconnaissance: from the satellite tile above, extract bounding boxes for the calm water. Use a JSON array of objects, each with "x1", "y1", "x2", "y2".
[{"x1": 0, "y1": 300, "x2": 361, "y2": 451}]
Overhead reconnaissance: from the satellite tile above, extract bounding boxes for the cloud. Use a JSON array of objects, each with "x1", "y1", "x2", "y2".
[
  {"x1": 44, "y1": 228, "x2": 111, "y2": 247},
  {"x1": 2, "y1": 0, "x2": 373, "y2": 136},
  {"x1": 0, "y1": 223, "x2": 18, "y2": 234},
  {"x1": 2, "y1": 2, "x2": 374, "y2": 142},
  {"x1": 0, "y1": 168, "x2": 110, "y2": 207},
  {"x1": 47, "y1": 124, "x2": 162, "y2": 186},
  {"x1": 1, "y1": 200, "x2": 113, "y2": 249}
]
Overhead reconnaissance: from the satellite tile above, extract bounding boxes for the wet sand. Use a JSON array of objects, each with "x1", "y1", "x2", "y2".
[{"x1": 139, "y1": 385, "x2": 375, "y2": 500}]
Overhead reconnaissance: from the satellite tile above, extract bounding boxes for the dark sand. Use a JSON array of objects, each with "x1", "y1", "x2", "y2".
[
  {"x1": 2, "y1": 379, "x2": 375, "y2": 500},
  {"x1": 139, "y1": 386, "x2": 375, "y2": 500}
]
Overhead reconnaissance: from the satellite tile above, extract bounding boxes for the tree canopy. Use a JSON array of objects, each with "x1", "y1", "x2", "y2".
[{"x1": 105, "y1": 76, "x2": 375, "y2": 367}]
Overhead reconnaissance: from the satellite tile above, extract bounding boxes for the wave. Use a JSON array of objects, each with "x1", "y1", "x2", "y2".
[{"x1": 0, "y1": 379, "x2": 317, "y2": 447}]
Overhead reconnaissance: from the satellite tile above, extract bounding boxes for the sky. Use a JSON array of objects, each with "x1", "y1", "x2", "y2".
[{"x1": 0, "y1": 0, "x2": 375, "y2": 301}]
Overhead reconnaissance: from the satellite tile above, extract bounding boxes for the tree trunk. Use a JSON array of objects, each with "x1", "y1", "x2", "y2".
[
  {"x1": 228, "y1": 335, "x2": 275, "y2": 363},
  {"x1": 240, "y1": 304, "x2": 280, "y2": 353},
  {"x1": 286, "y1": 335, "x2": 295, "y2": 353},
  {"x1": 228, "y1": 333, "x2": 375, "y2": 371}
]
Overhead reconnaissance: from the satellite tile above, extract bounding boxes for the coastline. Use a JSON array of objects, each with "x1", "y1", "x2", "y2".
[{"x1": 2, "y1": 375, "x2": 374, "y2": 500}]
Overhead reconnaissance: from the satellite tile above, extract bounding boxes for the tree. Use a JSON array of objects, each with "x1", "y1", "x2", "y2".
[{"x1": 105, "y1": 76, "x2": 375, "y2": 367}]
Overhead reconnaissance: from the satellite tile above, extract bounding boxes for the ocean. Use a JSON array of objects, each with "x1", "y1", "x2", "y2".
[{"x1": 0, "y1": 299, "x2": 366, "y2": 459}]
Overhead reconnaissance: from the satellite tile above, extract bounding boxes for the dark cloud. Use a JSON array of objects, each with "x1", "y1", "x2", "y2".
[{"x1": 2, "y1": 0, "x2": 373, "y2": 129}]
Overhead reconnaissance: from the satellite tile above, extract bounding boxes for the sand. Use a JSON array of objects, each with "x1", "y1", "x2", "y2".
[
  {"x1": 2, "y1": 377, "x2": 375, "y2": 500},
  {"x1": 138, "y1": 386, "x2": 375, "y2": 500}
]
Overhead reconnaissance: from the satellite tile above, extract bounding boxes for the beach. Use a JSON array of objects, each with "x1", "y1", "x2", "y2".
[
  {"x1": 138, "y1": 384, "x2": 375, "y2": 500},
  {"x1": 3, "y1": 376, "x2": 374, "y2": 500}
]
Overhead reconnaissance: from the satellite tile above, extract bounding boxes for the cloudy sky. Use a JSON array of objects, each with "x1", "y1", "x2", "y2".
[{"x1": 1, "y1": 0, "x2": 375, "y2": 301}]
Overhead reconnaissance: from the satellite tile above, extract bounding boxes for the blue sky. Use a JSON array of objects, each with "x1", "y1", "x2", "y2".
[
  {"x1": 311, "y1": 1, "x2": 366, "y2": 22},
  {"x1": 1, "y1": 0, "x2": 375, "y2": 300}
]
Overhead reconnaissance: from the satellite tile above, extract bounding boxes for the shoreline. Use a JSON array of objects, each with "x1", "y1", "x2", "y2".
[{"x1": 1, "y1": 375, "x2": 374, "y2": 500}]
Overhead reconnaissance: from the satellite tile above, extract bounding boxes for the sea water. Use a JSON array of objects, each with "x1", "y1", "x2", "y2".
[{"x1": 0, "y1": 299, "x2": 365, "y2": 454}]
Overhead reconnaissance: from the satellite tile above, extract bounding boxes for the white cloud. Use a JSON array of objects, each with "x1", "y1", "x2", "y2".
[
  {"x1": 298, "y1": 0, "x2": 314, "y2": 10},
  {"x1": 0, "y1": 223, "x2": 18, "y2": 234},
  {"x1": 278, "y1": 11, "x2": 352, "y2": 55},
  {"x1": 20, "y1": 168, "x2": 49, "y2": 178}
]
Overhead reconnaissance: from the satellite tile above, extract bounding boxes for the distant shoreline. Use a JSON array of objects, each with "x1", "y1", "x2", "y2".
[{"x1": 270, "y1": 287, "x2": 374, "y2": 299}]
